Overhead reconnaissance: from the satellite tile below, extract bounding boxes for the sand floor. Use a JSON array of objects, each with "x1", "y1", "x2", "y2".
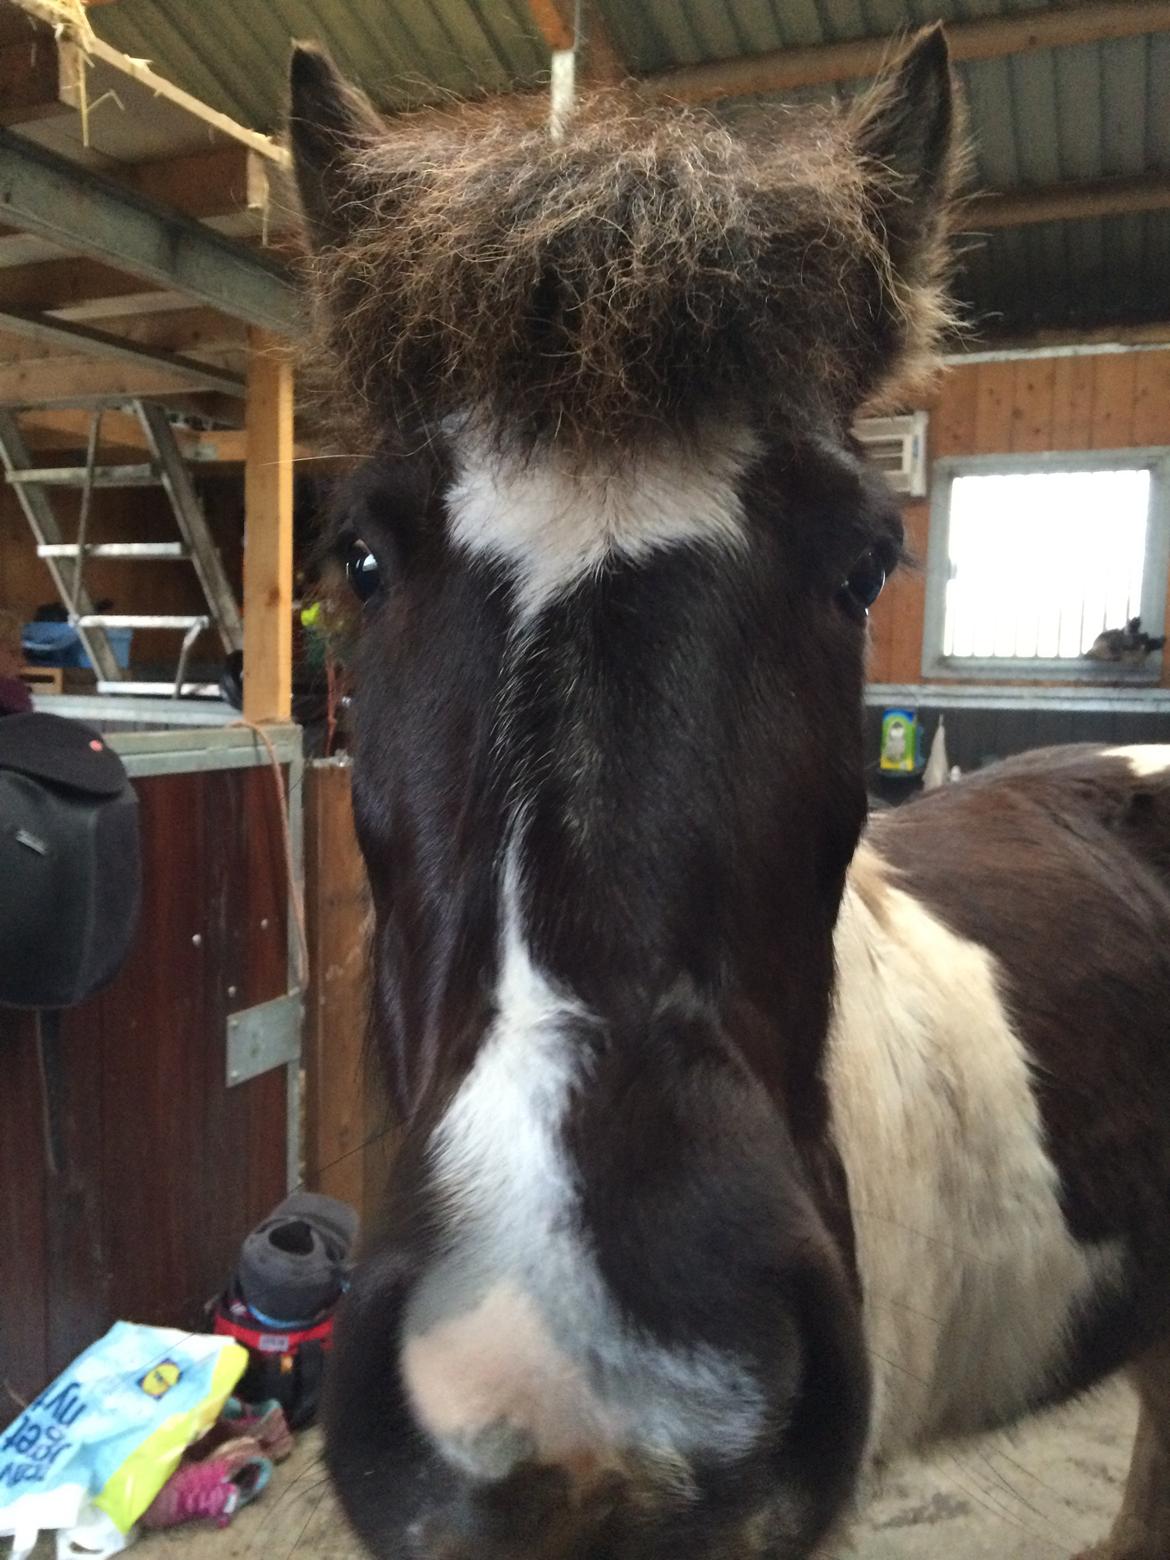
[{"x1": 100, "y1": 1377, "x2": 1139, "y2": 1560}]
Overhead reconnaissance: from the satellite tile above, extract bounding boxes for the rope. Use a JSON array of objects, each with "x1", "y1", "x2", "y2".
[{"x1": 230, "y1": 718, "x2": 310, "y2": 992}]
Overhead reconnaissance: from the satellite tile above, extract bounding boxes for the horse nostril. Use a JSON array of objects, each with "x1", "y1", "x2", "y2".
[
  {"x1": 410, "y1": 1463, "x2": 576, "y2": 1558},
  {"x1": 406, "y1": 1517, "x2": 472, "y2": 1560},
  {"x1": 475, "y1": 1461, "x2": 572, "y2": 1542}
]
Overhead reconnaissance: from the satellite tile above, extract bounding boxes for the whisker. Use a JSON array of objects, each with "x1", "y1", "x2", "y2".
[
  {"x1": 975, "y1": 1445, "x2": 1068, "y2": 1534},
  {"x1": 864, "y1": 1287, "x2": 945, "y2": 1327},
  {"x1": 282, "y1": 1481, "x2": 330, "y2": 1560},
  {"x1": 943, "y1": 1455, "x2": 1067, "y2": 1554},
  {"x1": 294, "y1": 1117, "x2": 401, "y2": 1192},
  {"x1": 851, "y1": 1207, "x2": 999, "y2": 1268}
]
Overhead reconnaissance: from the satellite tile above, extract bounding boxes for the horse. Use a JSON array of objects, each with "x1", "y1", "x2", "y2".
[{"x1": 288, "y1": 29, "x2": 1170, "y2": 1560}]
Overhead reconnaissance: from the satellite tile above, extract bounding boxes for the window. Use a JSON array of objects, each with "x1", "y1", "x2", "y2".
[{"x1": 922, "y1": 451, "x2": 1170, "y2": 681}]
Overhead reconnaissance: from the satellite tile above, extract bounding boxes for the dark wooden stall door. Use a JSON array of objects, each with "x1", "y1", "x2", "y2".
[{"x1": 0, "y1": 764, "x2": 291, "y2": 1421}]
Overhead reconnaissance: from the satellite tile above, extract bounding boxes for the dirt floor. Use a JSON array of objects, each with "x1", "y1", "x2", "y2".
[{"x1": 43, "y1": 1379, "x2": 1140, "y2": 1560}]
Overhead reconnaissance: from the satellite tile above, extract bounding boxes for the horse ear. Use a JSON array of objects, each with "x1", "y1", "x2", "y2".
[
  {"x1": 850, "y1": 26, "x2": 958, "y2": 276},
  {"x1": 289, "y1": 44, "x2": 383, "y2": 252}
]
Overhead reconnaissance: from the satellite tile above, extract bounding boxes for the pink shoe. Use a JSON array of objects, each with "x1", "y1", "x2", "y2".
[{"x1": 139, "y1": 1436, "x2": 272, "y2": 1530}]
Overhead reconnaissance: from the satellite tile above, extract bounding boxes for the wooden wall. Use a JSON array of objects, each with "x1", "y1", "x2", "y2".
[
  {"x1": 868, "y1": 349, "x2": 1170, "y2": 686},
  {"x1": 0, "y1": 764, "x2": 290, "y2": 1418}
]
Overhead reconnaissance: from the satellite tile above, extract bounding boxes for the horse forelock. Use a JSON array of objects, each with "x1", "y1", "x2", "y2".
[{"x1": 299, "y1": 87, "x2": 961, "y2": 461}]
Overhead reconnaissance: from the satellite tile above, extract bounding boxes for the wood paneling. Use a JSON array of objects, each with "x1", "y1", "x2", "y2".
[
  {"x1": 1090, "y1": 354, "x2": 1139, "y2": 449},
  {"x1": 1133, "y1": 353, "x2": 1170, "y2": 446},
  {"x1": 1010, "y1": 357, "x2": 1056, "y2": 452},
  {"x1": 1050, "y1": 356, "x2": 1097, "y2": 450},
  {"x1": 0, "y1": 763, "x2": 291, "y2": 1421},
  {"x1": 972, "y1": 360, "x2": 1016, "y2": 454},
  {"x1": 867, "y1": 348, "x2": 1170, "y2": 685},
  {"x1": 932, "y1": 367, "x2": 978, "y2": 457},
  {"x1": 872, "y1": 500, "x2": 930, "y2": 684}
]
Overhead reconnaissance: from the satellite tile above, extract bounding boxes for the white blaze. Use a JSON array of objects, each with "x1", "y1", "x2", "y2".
[
  {"x1": 445, "y1": 423, "x2": 758, "y2": 613},
  {"x1": 402, "y1": 856, "x2": 767, "y2": 1477}
]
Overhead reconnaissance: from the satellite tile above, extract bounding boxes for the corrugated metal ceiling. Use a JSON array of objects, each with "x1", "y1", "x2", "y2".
[
  {"x1": 92, "y1": 0, "x2": 550, "y2": 125},
  {"x1": 89, "y1": 0, "x2": 1170, "y2": 337}
]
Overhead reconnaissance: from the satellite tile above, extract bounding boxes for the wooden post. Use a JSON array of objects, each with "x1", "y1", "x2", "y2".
[
  {"x1": 303, "y1": 760, "x2": 392, "y2": 1222},
  {"x1": 243, "y1": 327, "x2": 293, "y2": 723}
]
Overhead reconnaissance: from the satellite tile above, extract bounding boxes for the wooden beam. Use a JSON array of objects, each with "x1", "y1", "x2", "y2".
[
  {"x1": 0, "y1": 308, "x2": 245, "y2": 395},
  {"x1": 16, "y1": 407, "x2": 319, "y2": 464},
  {"x1": 243, "y1": 328, "x2": 293, "y2": 724},
  {"x1": 56, "y1": 290, "x2": 191, "y2": 323},
  {"x1": 649, "y1": 1, "x2": 1170, "y2": 101},
  {"x1": 119, "y1": 145, "x2": 269, "y2": 223},
  {"x1": 6, "y1": 4, "x2": 288, "y2": 165},
  {"x1": 0, "y1": 230, "x2": 65, "y2": 267},
  {"x1": 185, "y1": 426, "x2": 321, "y2": 465},
  {"x1": 0, "y1": 305, "x2": 244, "y2": 361},
  {"x1": 528, "y1": 0, "x2": 575, "y2": 52},
  {"x1": 947, "y1": 321, "x2": 1170, "y2": 361},
  {"x1": 303, "y1": 761, "x2": 382, "y2": 1218},
  {"x1": 969, "y1": 173, "x2": 1170, "y2": 229},
  {"x1": 527, "y1": 0, "x2": 624, "y2": 81},
  {"x1": 0, "y1": 355, "x2": 235, "y2": 406},
  {"x1": 0, "y1": 36, "x2": 70, "y2": 127},
  {"x1": 0, "y1": 128, "x2": 298, "y2": 333},
  {"x1": 19, "y1": 405, "x2": 151, "y2": 454},
  {"x1": 0, "y1": 257, "x2": 191, "y2": 321}
]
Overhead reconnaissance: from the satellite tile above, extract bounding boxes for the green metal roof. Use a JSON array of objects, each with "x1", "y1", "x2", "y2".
[
  {"x1": 89, "y1": 0, "x2": 1170, "y2": 338},
  {"x1": 92, "y1": 0, "x2": 550, "y2": 127}
]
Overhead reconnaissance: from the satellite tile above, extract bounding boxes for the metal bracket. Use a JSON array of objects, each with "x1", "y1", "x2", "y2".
[{"x1": 226, "y1": 991, "x2": 302, "y2": 1087}]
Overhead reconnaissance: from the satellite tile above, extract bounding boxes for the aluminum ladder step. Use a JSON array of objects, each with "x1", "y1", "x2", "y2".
[
  {"x1": 37, "y1": 541, "x2": 189, "y2": 560},
  {"x1": 0, "y1": 410, "x2": 122, "y2": 684},
  {"x1": 135, "y1": 402, "x2": 242, "y2": 654},
  {"x1": 1, "y1": 400, "x2": 244, "y2": 698},
  {"x1": 6, "y1": 463, "x2": 161, "y2": 488},
  {"x1": 77, "y1": 613, "x2": 210, "y2": 631},
  {"x1": 95, "y1": 680, "x2": 223, "y2": 699}
]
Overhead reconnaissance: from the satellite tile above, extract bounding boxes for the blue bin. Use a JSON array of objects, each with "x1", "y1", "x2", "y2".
[{"x1": 22, "y1": 621, "x2": 133, "y2": 670}]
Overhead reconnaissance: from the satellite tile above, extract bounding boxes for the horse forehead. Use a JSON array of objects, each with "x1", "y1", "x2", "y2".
[{"x1": 444, "y1": 424, "x2": 760, "y2": 613}]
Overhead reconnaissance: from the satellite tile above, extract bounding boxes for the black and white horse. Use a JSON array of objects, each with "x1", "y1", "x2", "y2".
[{"x1": 289, "y1": 30, "x2": 1170, "y2": 1560}]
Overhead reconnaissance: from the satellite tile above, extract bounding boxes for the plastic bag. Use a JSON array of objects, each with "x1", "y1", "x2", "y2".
[{"x1": 0, "y1": 1322, "x2": 248, "y2": 1559}]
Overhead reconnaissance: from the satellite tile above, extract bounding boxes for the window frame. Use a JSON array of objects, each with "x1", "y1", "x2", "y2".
[{"x1": 921, "y1": 448, "x2": 1170, "y2": 684}]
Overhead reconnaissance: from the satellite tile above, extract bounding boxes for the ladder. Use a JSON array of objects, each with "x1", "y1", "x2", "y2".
[{"x1": 0, "y1": 401, "x2": 244, "y2": 697}]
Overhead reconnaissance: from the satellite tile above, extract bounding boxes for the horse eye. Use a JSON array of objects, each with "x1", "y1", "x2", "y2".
[
  {"x1": 345, "y1": 540, "x2": 382, "y2": 602},
  {"x1": 841, "y1": 549, "x2": 887, "y2": 614}
]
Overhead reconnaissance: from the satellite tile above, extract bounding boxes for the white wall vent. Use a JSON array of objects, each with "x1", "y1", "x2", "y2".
[{"x1": 853, "y1": 411, "x2": 928, "y2": 498}]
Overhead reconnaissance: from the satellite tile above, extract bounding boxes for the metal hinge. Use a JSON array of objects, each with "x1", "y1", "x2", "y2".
[{"x1": 226, "y1": 992, "x2": 303, "y2": 1087}]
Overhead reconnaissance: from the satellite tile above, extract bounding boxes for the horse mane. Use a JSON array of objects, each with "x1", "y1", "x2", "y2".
[{"x1": 297, "y1": 63, "x2": 965, "y2": 458}]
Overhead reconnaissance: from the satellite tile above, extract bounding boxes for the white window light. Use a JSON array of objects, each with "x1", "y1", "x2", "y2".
[{"x1": 921, "y1": 451, "x2": 1170, "y2": 683}]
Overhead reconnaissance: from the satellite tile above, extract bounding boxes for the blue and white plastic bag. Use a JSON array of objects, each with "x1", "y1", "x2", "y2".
[{"x1": 0, "y1": 1322, "x2": 247, "y2": 1559}]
